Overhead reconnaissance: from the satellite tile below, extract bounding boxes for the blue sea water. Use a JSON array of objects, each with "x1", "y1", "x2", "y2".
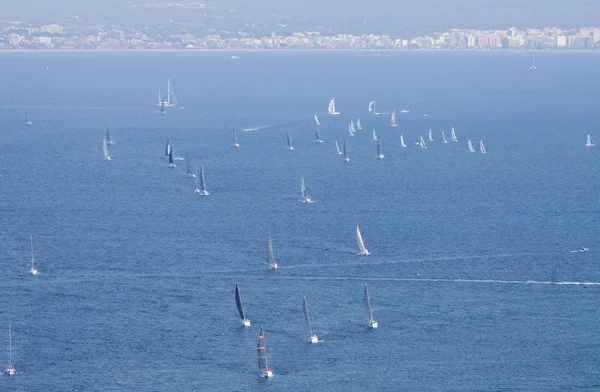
[{"x1": 1, "y1": 51, "x2": 599, "y2": 391}]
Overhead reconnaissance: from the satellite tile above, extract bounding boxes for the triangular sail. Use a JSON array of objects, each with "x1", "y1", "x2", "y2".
[
  {"x1": 451, "y1": 127, "x2": 457, "y2": 142},
  {"x1": 420, "y1": 136, "x2": 427, "y2": 149},
  {"x1": 442, "y1": 130, "x2": 447, "y2": 143},
  {"x1": 390, "y1": 110, "x2": 397, "y2": 127},
  {"x1": 194, "y1": 166, "x2": 200, "y2": 192},
  {"x1": 348, "y1": 122, "x2": 354, "y2": 136},
  {"x1": 480, "y1": 140, "x2": 487, "y2": 154},
  {"x1": 102, "y1": 137, "x2": 109, "y2": 159},
  {"x1": 586, "y1": 134, "x2": 595, "y2": 146},
  {"x1": 468, "y1": 139, "x2": 475, "y2": 152},
  {"x1": 106, "y1": 127, "x2": 112, "y2": 144},
  {"x1": 233, "y1": 127, "x2": 238, "y2": 145},
  {"x1": 199, "y1": 165, "x2": 207, "y2": 192},
  {"x1": 167, "y1": 79, "x2": 178, "y2": 106},
  {"x1": 364, "y1": 284, "x2": 374, "y2": 321},
  {"x1": 356, "y1": 223, "x2": 368, "y2": 255},
  {"x1": 350, "y1": 120, "x2": 356, "y2": 133},
  {"x1": 30, "y1": 235, "x2": 35, "y2": 270},
  {"x1": 257, "y1": 326, "x2": 269, "y2": 370},
  {"x1": 287, "y1": 132, "x2": 292, "y2": 149},
  {"x1": 368, "y1": 100, "x2": 376, "y2": 114},
  {"x1": 302, "y1": 296, "x2": 314, "y2": 338},
  {"x1": 266, "y1": 232, "x2": 276, "y2": 266},
  {"x1": 343, "y1": 140, "x2": 349, "y2": 160},
  {"x1": 328, "y1": 98, "x2": 339, "y2": 115},
  {"x1": 300, "y1": 176, "x2": 308, "y2": 199},
  {"x1": 335, "y1": 141, "x2": 341, "y2": 154},
  {"x1": 235, "y1": 283, "x2": 246, "y2": 321},
  {"x1": 356, "y1": 118, "x2": 362, "y2": 130},
  {"x1": 314, "y1": 114, "x2": 321, "y2": 125},
  {"x1": 400, "y1": 134, "x2": 406, "y2": 147},
  {"x1": 372, "y1": 129, "x2": 378, "y2": 141}
]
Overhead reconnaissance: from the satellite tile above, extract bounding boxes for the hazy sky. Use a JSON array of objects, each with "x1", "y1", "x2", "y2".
[{"x1": 3, "y1": 0, "x2": 597, "y2": 35}]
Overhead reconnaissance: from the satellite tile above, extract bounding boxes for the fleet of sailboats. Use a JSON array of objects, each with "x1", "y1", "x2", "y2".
[
  {"x1": 29, "y1": 235, "x2": 38, "y2": 275},
  {"x1": 266, "y1": 232, "x2": 278, "y2": 269},
  {"x1": 302, "y1": 297, "x2": 319, "y2": 344},
  {"x1": 102, "y1": 137, "x2": 111, "y2": 160},
  {"x1": 300, "y1": 176, "x2": 314, "y2": 203},
  {"x1": 328, "y1": 98, "x2": 340, "y2": 115},
  {"x1": 257, "y1": 326, "x2": 274, "y2": 378},
  {"x1": 355, "y1": 223, "x2": 369, "y2": 255},
  {"x1": 235, "y1": 283, "x2": 251, "y2": 327},
  {"x1": 287, "y1": 132, "x2": 294, "y2": 150},
  {"x1": 390, "y1": 110, "x2": 397, "y2": 127},
  {"x1": 5, "y1": 323, "x2": 15, "y2": 376},
  {"x1": 363, "y1": 284, "x2": 378, "y2": 329},
  {"x1": 467, "y1": 139, "x2": 476, "y2": 153},
  {"x1": 586, "y1": 134, "x2": 595, "y2": 147}
]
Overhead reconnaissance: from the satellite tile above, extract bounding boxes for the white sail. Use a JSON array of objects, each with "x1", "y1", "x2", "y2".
[
  {"x1": 350, "y1": 120, "x2": 356, "y2": 133},
  {"x1": 420, "y1": 136, "x2": 427, "y2": 150},
  {"x1": 102, "y1": 137, "x2": 110, "y2": 160},
  {"x1": 300, "y1": 176, "x2": 313, "y2": 203},
  {"x1": 390, "y1": 110, "x2": 397, "y2": 127},
  {"x1": 368, "y1": 100, "x2": 376, "y2": 115},
  {"x1": 530, "y1": 55, "x2": 537, "y2": 70},
  {"x1": 356, "y1": 118, "x2": 362, "y2": 131},
  {"x1": 376, "y1": 134, "x2": 384, "y2": 159},
  {"x1": 400, "y1": 134, "x2": 407, "y2": 148},
  {"x1": 356, "y1": 223, "x2": 369, "y2": 255},
  {"x1": 25, "y1": 109, "x2": 32, "y2": 126},
  {"x1": 303, "y1": 297, "x2": 319, "y2": 343},
  {"x1": 328, "y1": 98, "x2": 340, "y2": 115},
  {"x1": 348, "y1": 122, "x2": 355, "y2": 136},
  {"x1": 364, "y1": 284, "x2": 378, "y2": 328},
  {"x1": 335, "y1": 141, "x2": 342, "y2": 155},
  {"x1": 233, "y1": 127, "x2": 240, "y2": 147},
  {"x1": 586, "y1": 134, "x2": 595, "y2": 147},
  {"x1": 198, "y1": 165, "x2": 210, "y2": 195},
  {"x1": 314, "y1": 114, "x2": 321, "y2": 125},
  {"x1": 428, "y1": 128, "x2": 433, "y2": 142},
  {"x1": 6, "y1": 322, "x2": 16, "y2": 376},
  {"x1": 287, "y1": 132, "x2": 294, "y2": 150},
  {"x1": 266, "y1": 232, "x2": 278, "y2": 269},
  {"x1": 29, "y1": 235, "x2": 38, "y2": 275},
  {"x1": 344, "y1": 140, "x2": 349, "y2": 162},
  {"x1": 467, "y1": 139, "x2": 476, "y2": 152},
  {"x1": 451, "y1": 127, "x2": 458, "y2": 142},
  {"x1": 480, "y1": 140, "x2": 487, "y2": 154},
  {"x1": 372, "y1": 129, "x2": 378, "y2": 141},
  {"x1": 442, "y1": 130, "x2": 448, "y2": 144},
  {"x1": 315, "y1": 126, "x2": 323, "y2": 143}
]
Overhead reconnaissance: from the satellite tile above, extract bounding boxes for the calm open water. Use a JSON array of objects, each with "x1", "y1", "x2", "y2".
[{"x1": 1, "y1": 51, "x2": 599, "y2": 391}]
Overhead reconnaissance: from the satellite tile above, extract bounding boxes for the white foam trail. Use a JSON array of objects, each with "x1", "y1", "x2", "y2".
[{"x1": 241, "y1": 125, "x2": 270, "y2": 132}]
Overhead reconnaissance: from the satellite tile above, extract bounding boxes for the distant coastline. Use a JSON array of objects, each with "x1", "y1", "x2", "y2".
[{"x1": 1, "y1": 48, "x2": 598, "y2": 53}]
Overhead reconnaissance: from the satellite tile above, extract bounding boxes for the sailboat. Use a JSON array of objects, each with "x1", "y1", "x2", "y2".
[
  {"x1": 315, "y1": 126, "x2": 323, "y2": 143},
  {"x1": 102, "y1": 137, "x2": 111, "y2": 160},
  {"x1": 363, "y1": 284, "x2": 378, "y2": 329},
  {"x1": 257, "y1": 326, "x2": 274, "y2": 378},
  {"x1": 165, "y1": 137, "x2": 171, "y2": 156},
  {"x1": 428, "y1": 128, "x2": 433, "y2": 142},
  {"x1": 314, "y1": 114, "x2": 321, "y2": 126},
  {"x1": 106, "y1": 127, "x2": 115, "y2": 145},
  {"x1": 235, "y1": 283, "x2": 251, "y2": 327},
  {"x1": 376, "y1": 135, "x2": 384, "y2": 159},
  {"x1": 266, "y1": 232, "x2": 278, "y2": 269},
  {"x1": 233, "y1": 127, "x2": 240, "y2": 147},
  {"x1": 368, "y1": 100, "x2": 379, "y2": 116},
  {"x1": 419, "y1": 136, "x2": 427, "y2": 150},
  {"x1": 586, "y1": 134, "x2": 595, "y2": 147},
  {"x1": 350, "y1": 120, "x2": 356, "y2": 134},
  {"x1": 480, "y1": 140, "x2": 487, "y2": 154},
  {"x1": 530, "y1": 55, "x2": 537, "y2": 70},
  {"x1": 348, "y1": 122, "x2": 355, "y2": 136},
  {"x1": 451, "y1": 127, "x2": 458, "y2": 142},
  {"x1": 355, "y1": 223, "x2": 369, "y2": 255},
  {"x1": 441, "y1": 130, "x2": 449, "y2": 144},
  {"x1": 25, "y1": 109, "x2": 32, "y2": 126},
  {"x1": 168, "y1": 147, "x2": 176, "y2": 167},
  {"x1": 390, "y1": 110, "x2": 397, "y2": 127},
  {"x1": 328, "y1": 98, "x2": 340, "y2": 115},
  {"x1": 29, "y1": 235, "x2": 38, "y2": 275},
  {"x1": 302, "y1": 297, "x2": 319, "y2": 344},
  {"x1": 467, "y1": 139, "x2": 476, "y2": 153},
  {"x1": 400, "y1": 134, "x2": 407, "y2": 148},
  {"x1": 198, "y1": 165, "x2": 209, "y2": 195},
  {"x1": 287, "y1": 132, "x2": 294, "y2": 150},
  {"x1": 5, "y1": 323, "x2": 16, "y2": 376},
  {"x1": 335, "y1": 141, "x2": 342, "y2": 155},
  {"x1": 186, "y1": 153, "x2": 196, "y2": 177},
  {"x1": 372, "y1": 129, "x2": 378, "y2": 142},
  {"x1": 155, "y1": 79, "x2": 180, "y2": 107},
  {"x1": 300, "y1": 176, "x2": 314, "y2": 203},
  {"x1": 343, "y1": 140, "x2": 350, "y2": 162},
  {"x1": 194, "y1": 166, "x2": 201, "y2": 193},
  {"x1": 356, "y1": 118, "x2": 362, "y2": 131}
]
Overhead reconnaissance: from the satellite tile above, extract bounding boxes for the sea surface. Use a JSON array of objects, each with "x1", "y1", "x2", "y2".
[{"x1": 1, "y1": 51, "x2": 599, "y2": 391}]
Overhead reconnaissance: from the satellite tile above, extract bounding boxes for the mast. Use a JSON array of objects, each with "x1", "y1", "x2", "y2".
[
  {"x1": 194, "y1": 166, "x2": 200, "y2": 192},
  {"x1": 451, "y1": 127, "x2": 457, "y2": 142},
  {"x1": 233, "y1": 127, "x2": 239, "y2": 146},
  {"x1": 235, "y1": 283, "x2": 246, "y2": 321},
  {"x1": 167, "y1": 79, "x2": 171, "y2": 105},
  {"x1": 287, "y1": 132, "x2": 292, "y2": 149},
  {"x1": 468, "y1": 139, "x2": 475, "y2": 152},
  {"x1": 199, "y1": 165, "x2": 206, "y2": 192},
  {"x1": 314, "y1": 114, "x2": 320, "y2": 125},
  {"x1": 257, "y1": 326, "x2": 269, "y2": 371},
  {"x1": 480, "y1": 140, "x2": 486, "y2": 154},
  {"x1": 102, "y1": 137, "x2": 109, "y2": 159},
  {"x1": 442, "y1": 130, "x2": 447, "y2": 143},
  {"x1": 364, "y1": 284, "x2": 373, "y2": 321},
  {"x1": 343, "y1": 140, "x2": 349, "y2": 161},
  {"x1": 30, "y1": 235, "x2": 34, "y2": 270},
  {"x1": 8, "y1": 322, "x2": 12, "y2": 370},
  {"x1": 335, "y1": 141, "x2": 341, "y2": 154},
  {"x1": 376, "y1": 136, "x2": 382, "y2": 157},
  {"x1": 266, "y1": 232, "x2": 276, "y2": 266},
  {"x1": 302, "y1": 296, "x2": 313, "y2": 338},
  {"x1": 301, "y1": 176, "x2": 308, "y2": 199},
  {"x1": 315, "y1": 125, "x2": 321, "y2": 142}
]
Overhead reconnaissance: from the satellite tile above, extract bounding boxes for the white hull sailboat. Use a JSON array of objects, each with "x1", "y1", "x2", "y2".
[
  {"x1": 335, "y1": 141, "x2": 342, "y2": 155},
  {"x1": 355, "y1": 223, "x2": 369, "y2": 255},
  {"x1": 257, "y1": 326, "x2": 274, "y2": 378},
  {"x1": 197, "y1": 165, "x2": 209, "y2": 195},
  {"x1": 266, "y1": 232, "x2": 278, "y2": 269},
  {"x1": 441, "y1": 130, "x2": 449, "y2": 144},
  {"x1": 235, "y1": 283, "x2": 251, "y2": 327},
  {"x1": 303, "y1": 297, "x2": 319, "y2": 344},
  {"x1": 419, "y1": 136, "x2": 428, "y2": 150},
  {"x1": 400, "y1": 134, "x2": 407, "y2": 148},
  {"x1": 154, "y1": 79, "x2": 181, "y2": 108},
  {"x1": 29, "y1": 235, "x2": 38, "y2": 275},
  {"x1": 328, "y1": 98, "x2": 340, "y2": 115},
  {"x1": 300, "y1": 176, "x2": 314, "y2": 203},
  {"x1": 376, "y1": 134, "x2": 384, "y2": 159},
  {"x1": 364, "y1": 284, "x2": 378, "y2": 329},
  {"x1": 428, "y1": 128, "x2": 433, "y2": 142},
  {"x1": 287, "y1": 132, "x2": 294, "y2": 150},
  {"x1": 25, "y1": 109, "x2": 32, "y2": 126},
  {"x1": 343, "y1": 140, "x2": 350, "y2": 162},
  {"x1": 102, "y1": 137, "x2": 111, "y2": 160},
  {"x1": 480, "y1": 140, "x2": 487, "y2": 154},
  {"x1": 5, "y1": 323, "x2": 16, "y2": 376},
  {"x1": 451, "y1": 127, "x2": 458, "y2": 143},
  {"x1": 586, "y1": 134, "x2": 595, "y2": 147},
  {"x1": 390, "y1": 110, "x2": 397, "y2": 127},
  {"x1": 467, "y1": 139, "x2": 476, "y2": 153},
  {"x1": 233, "y1": 127, "x2": 240, "y2": 147}
]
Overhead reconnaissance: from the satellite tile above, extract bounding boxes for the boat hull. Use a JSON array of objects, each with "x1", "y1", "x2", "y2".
[
  {"x1": 260, "y1": 369, "x2": 274, "y2": 378},
  {"x1": 269, "y1": 263, "x2": 278, "y2": 269},
  {"x1": 309, "y1": 335, "x2": 319, "y2": 344},
  {"x1": 242, "y1": 319, "x2": 251, "y2": 327},
  {"x1": 369, "y1": 320, "x2": 379, "y2": 329}
]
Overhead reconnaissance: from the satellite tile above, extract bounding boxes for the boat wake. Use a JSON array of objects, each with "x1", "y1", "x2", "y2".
[{"x1": 241, "y1": 125, "x2": 271, "y2": 132}]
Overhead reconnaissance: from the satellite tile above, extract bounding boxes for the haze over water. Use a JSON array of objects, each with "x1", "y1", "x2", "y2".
[{"x1": 1, "y1": 52, "x2": 599, "y2": 391}]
